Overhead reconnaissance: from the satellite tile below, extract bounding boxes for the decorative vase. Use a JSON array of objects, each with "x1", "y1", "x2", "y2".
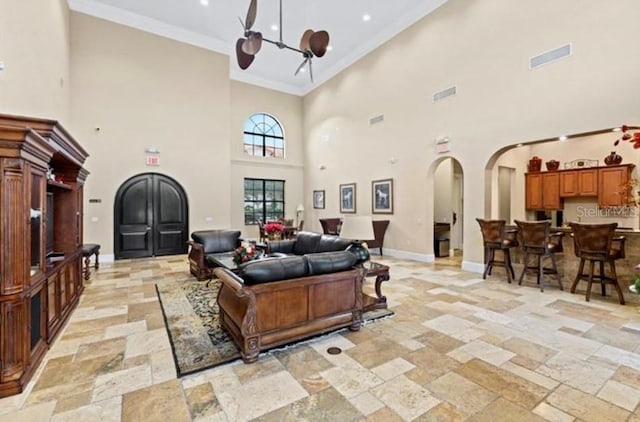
[
  {"x1": 528, "y1": 156, "x2": 542, "y2": 172},
  {"x1": 545, "y1": 160, "x2": 560, "y2": 171},
  {"x1": 604, "y1": 151, "x2": 623, "y2": 166},
  {"x1": 268, "y1": 232, "x2": 282, "y2": 241}
]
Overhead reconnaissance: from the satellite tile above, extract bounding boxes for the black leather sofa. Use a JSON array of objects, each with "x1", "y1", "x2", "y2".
[
  {"x1": 215, "y1": 250, "x2": 364, "y2": 363},
  {"x1": 188, "y1": 229, "x2": 242, "y2": 280},
  {"x1": 267, "y1": 231, "x2": 351, "y2": 256}
]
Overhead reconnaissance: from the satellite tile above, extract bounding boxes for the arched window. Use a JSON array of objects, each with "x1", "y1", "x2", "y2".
[{"x1": 243, "y1": 113, "x2": 284, "y2": 158}]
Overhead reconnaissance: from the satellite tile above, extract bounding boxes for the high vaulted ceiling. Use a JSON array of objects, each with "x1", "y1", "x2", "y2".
[{"x1": 68, "y1": 0, "x2": 448, "y2": 95}]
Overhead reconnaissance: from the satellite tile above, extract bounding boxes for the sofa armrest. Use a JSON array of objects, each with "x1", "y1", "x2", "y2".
[
  {"x1": 267, "y1": 239, "x2": 296, "y2": 254},
  {"x1": 188, "y1": 240, "x2": 205, "y2": 267}
]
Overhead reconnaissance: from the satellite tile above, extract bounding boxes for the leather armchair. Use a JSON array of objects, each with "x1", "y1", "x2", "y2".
[
  {"x1": 267, "y1": 231, "x2": 351, "y2": 256},
  {"x1": 188, "y1": 229, "x2": 241, "y2": 280}
]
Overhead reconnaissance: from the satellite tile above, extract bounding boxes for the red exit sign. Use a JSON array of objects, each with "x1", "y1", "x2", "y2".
[{"x1": 146, "y1": 156, "x2": 160, "y2": 166}]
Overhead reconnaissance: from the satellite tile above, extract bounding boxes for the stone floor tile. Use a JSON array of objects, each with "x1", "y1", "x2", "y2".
[
  {"x1": 537, "y1": 352, "x2": 615, "y2": 394},
  {"x1": 612, "y1": 365, "x2": 640, "y2": 389},
  {"x1": 348, "y1": 391, "x2": 385, "y2": 416},
  {"x1": 427, "y1": 372, "x2": 497, "y2": 414},
  {"x1": 448, "y1": 340, "x2": 516, "y2": 366},
  {"x1": 371, "y1": 357, "x2": 415, "y2": 381},
  {"x1": 546, "y1": 384, "x2": 630, "y2": 422},
  {"x1": 91, "y1": 364, "x2": 152, "y2": 402},
  {"x1": 596, "y1": 379, "x2": 640, "y2": 411},
  {"x1": 122, "y1": 379, "x2": 190, "y2": 421},
  {"x1": 361, "y1": 406, "x2": 404, "y2": 422},
  {"x1": 371, "y1": 375, "x2": 440, "y2": 420},
  {"x1": 532, "y1": 401, "x2": 575, "y2": 422},
  {"x1": 216, "y1": 371, "x2": 308, "y2": 420},
  {"x1": 0, "y1": 401, "x2": 56, "y2": 422},
  {"x1": 467, "y1": 397, "x2": 545, "y2": 422}
]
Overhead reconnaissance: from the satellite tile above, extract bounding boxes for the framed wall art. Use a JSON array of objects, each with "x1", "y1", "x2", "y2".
[
  {"x1": 313, "y1": 190, "x2": 325, "y2": 209},
  {"x1": 339, "y1": 183, "x2": 356, "y2": 213},
  {"x1": 372, "y1": 178, "x2": 393, "y2": 214}
]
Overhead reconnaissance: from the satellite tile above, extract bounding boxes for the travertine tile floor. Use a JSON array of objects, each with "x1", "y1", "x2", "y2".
[{"x1": 1, "y1": 255, "x2": 640, "y2": 421}]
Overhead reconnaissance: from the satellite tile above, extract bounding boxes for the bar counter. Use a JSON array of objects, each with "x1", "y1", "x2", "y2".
[{"x1": 512, "y1": 227, "x2": 640, "y2": 304}]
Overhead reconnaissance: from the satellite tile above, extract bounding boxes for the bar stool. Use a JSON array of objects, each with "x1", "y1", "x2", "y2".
[
  {"x1": 514, "y1": 220, "x2": 564, "y2": 292},
  {"x1": 82, "y1": 244, "x2": 101, "y2": 280},
  {"x1": 476, "y1": 218, "x2": 518, "y2": 283},
  {"x1": 569, "y1": 222, "x2": 625, "y2": 304}
]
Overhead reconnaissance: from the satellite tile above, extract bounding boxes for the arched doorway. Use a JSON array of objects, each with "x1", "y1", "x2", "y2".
[
  {"x1": 114, "y1": 173, "x2": 189, "y2": 260},
  {"x1": 432, "y1": 157, "x2": 464, "y2": 262}
]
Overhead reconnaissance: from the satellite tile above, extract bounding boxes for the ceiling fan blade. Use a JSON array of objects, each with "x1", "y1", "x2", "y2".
[
  {"x1": 308, "y1": 58, "x2": 314, "y2": 83},
  {"x1": 237, "y1": 16, "x2": 245, "y2": 30},
  {"x1": 236, "y1": 38, "x2": 255, "y2": 70},
  {"x1": 300, "y1": 29, "x2": 313, "y2": 52},
  {"x1": 245, "y1": 0, "x2": 257, "y2": 30},
  {"x1": 310, "y1": 30, "x2": 329, "y2": 57},
  {"x1": 294, "y1": 57, "x2": 309, "y2": 76},
  {"x1": 242, "y1": 32, "x2": 262, "y2": 55}
]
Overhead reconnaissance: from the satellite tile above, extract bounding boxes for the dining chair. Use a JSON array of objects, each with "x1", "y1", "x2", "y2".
[{"x1": 476, "y1": 218, "x2": 518, "y2": 284}]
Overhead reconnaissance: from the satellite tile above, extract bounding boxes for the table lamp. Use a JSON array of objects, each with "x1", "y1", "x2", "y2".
[{"x1": 340, "y1": 216, "x2": 374, "y2": 264}]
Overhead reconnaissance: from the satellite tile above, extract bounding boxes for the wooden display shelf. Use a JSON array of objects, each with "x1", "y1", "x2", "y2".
[{"x1": 47, "y1": 180, "x2": 72, "y2": 190}]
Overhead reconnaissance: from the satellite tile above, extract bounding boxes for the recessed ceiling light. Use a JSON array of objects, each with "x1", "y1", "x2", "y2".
[
  {"x1": 362, "y1": 14, "x2": 371, "y2": 22},
  {"x1": 326, "y1": 45, "x2": 333, "y2": 51},
  {"x1": 200, "y1": 0, "x2": 208, "y2": 5},
  {"x1": 300, "y1": 68, "x2": 305, "y2": 73},
  {"x1": 517, "y1": 143, "x2": 524, "y2": 147},
  {"x1": 270, "y1": 24, "x2": 278, "y2": 31},
  {"x1": 559, "y1": 135, "x2": 568, "y2": 141}
]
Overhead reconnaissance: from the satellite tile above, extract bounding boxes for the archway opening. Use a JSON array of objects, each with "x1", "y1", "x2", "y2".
[{"x1": 432, "y1": 157, "x2": 464, "y2": 265}]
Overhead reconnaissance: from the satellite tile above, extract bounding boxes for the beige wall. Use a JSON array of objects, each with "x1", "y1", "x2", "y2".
[
  {"x1": 303, "y1": 0, "x2": 640, "y2": 269},
  {"x1": 0, "y1": 0, "x2": 70, "y2": 122},
  {"x1": 70, "y1": 14, "x2": 303, "y2": 256}
]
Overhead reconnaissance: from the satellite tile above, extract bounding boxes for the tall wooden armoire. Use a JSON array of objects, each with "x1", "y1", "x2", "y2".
[{"x1": 0, "y1": 114, "x2": 89, "y2": 397}]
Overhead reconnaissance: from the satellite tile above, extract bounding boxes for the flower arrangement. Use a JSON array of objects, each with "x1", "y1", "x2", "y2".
[
  {"x1": 264, "y1": 222, "x2": 284, "y2": 234},
  {"x1": 630, "y1": 264, "x2": 640, "y2": 295},
  {"x1": 613, "y1": 125, "x2": 640, "y2": 149},
  {"x1": 232, "y1": 244, "x2": 260, "y2": 265}
]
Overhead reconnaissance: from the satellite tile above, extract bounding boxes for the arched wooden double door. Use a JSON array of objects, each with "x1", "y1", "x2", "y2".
[{"x1": 114, "y1": 173, "x2": 188, "y2": 260}]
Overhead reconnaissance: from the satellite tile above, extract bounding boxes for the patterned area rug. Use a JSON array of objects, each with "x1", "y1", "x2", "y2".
[{"x1": 156, "y1": 279, "x2": 394, "y2": 377}]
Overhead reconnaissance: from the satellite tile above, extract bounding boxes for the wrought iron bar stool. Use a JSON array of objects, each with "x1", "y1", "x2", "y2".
[
  {"x1": 476, "y1": 218, "x2": 518, "y2": 284},
  {"x1": 514, "y1": 220, "x2": 564, "y2": 292},
  {"x1": 569, "y1": 222, "x2": 626, "y2": 304}
]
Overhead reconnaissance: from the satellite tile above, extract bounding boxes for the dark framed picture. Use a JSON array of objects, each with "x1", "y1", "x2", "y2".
[
  {"x1": 372, "y1": 178, "x2": 393, "y2": 214},
  {"x1": 339, "y1": 183, "x2": 356, "y2": 213},
  {"x1": 313, "y1": 190, "x2": 325, "y2": 209}
]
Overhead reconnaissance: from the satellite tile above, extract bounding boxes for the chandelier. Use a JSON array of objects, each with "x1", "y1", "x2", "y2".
[{"x1": 236, "y1": 0, "x2": 330, "y2": 82}]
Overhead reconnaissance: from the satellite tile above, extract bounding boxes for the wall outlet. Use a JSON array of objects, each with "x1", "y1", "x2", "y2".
[
  {"x1": 205, "y1": 217, "x2": 213, "y2": 222},
  {"x1": 91, "y1": 217, "x2": 99, "y2": 222}
]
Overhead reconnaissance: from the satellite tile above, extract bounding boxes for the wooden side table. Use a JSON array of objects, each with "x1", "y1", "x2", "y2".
[{"x1": 362, "y1": 261, "x2": 390, "y2": 312}]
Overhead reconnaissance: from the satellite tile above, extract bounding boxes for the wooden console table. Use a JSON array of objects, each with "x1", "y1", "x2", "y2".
[{"x1": 363, "y1": 261, "x2": 390, "y2": 312}]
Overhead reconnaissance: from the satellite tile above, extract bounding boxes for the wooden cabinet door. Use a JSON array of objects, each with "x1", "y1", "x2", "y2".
[
  {"x1": 525, "y1": 173, "x2": 543, "y2": 210},
  {"x1": 47, "y1": 274, "x2": 59, "y2": 332},
  {"x1": 578, "y1": 169, "x2": 598, "y2": 196},
  {"x1": 599, "y1": 166, "x2": 629, "y2": 207},
  {"x1": 542, "y1": 172, "x2": 561, "y2": 209},
  {"x1": 560, "y1": 171, "x2": 578, "y2": 197},
  {"x1": 0, "y1": 300, "x2": 27, "y2": 383}
]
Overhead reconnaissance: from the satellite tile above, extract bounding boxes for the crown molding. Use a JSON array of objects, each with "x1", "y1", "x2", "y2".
[{"x1": 67, "y1": 0, "x2": 230, "y2": 54}]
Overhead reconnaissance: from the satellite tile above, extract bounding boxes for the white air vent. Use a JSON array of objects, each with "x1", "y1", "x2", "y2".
[
  {"x1": 369, "y1": 115, "x2": 384, "y2": 125},
  {"x1": 433, "y1": 86, "x2": 456, "y2": 102},
  {"x1": 530, "y1": 43, "x2": 571, "y2": 69}
]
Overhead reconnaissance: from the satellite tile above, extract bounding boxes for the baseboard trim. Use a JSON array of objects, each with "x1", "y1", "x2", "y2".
[
  {"x1": 462, "y1": 261, "x2": 484, "y2": 274},
  {"x1": 376, "y1": 248, "x2": 434, "y2": 263},
  {"x1": 100, "y1": 254, "x2": 115, "y2": 263}
]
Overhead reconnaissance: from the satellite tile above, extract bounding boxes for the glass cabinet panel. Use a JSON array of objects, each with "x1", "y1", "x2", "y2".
[{"x1": 29, "y1": 172, "x2": 44, "y2": 277}]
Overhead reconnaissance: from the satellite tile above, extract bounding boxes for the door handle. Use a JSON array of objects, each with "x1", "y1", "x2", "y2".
[{"x1": 146, "y1": 227, "x2": 151, "y2": 231}]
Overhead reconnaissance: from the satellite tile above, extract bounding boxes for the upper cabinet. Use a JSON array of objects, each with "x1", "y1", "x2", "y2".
[
  {"x1": 526, "y1": 164, "x2": 634, "y2": 210},
  {"x1": 560, "y1": 169, "x2": 598, "y2": 197},
  {"x1": 598, "y1": 165, "x2": 633, "y2": 207},
  {"x1": 525, "y1": 172, "x2": 560, "y2": 210}
]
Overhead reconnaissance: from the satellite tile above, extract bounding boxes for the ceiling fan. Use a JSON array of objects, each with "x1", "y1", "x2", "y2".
[{"x1": 236, "y1": 0, "x2": 330, "y2": 83}]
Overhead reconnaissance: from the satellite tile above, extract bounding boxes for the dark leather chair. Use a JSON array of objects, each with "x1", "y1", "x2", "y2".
[
  {"x1": 476, "y1": 218, "x2": 518, "y2": 283},
  {"x1": 569, "y1": 222, "x2": 626, "y2": 304},
  {"x1": 319, "y1": 218, "x2": 342, "y2": 235},
  {"x1": 188, "y1": 230, "x2": 242, "y2": 280},
  {"x1": 366, "y1": 220, "x2": 390, "y2": 255},
  {"x1": 514, "y1": 220, "x2": 564, "y2": 292},
  {"x1": 267, "y1": 231, "x2": 351, "y2": 256}
]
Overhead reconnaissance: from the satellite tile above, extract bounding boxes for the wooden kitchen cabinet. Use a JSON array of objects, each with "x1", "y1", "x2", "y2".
[
  {"x1": 560, "y1": 169, "x2": 598, "y2": 197},
  {"x1": 599, "y1": 165, "x2": 633, "y2": 207},
  {"x1": 526, "y1": 172, "x2": 561, "y2": 210}
]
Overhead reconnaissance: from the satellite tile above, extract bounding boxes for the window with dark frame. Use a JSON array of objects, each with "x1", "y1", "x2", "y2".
[
  {"x1": 243, "y1": 113, "x2": 285, "y2": 158},
  {"x1": 244, "y1": 178, "x2": 285, "y2": 225}
]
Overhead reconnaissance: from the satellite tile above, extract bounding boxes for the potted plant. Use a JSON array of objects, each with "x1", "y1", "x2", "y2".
[
  {"x1": 264, "y1": 222, "x2": 285, "y2": 240},
  {"x1": 232, "y1": 244, "x2": 260, "y2": 265}
]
